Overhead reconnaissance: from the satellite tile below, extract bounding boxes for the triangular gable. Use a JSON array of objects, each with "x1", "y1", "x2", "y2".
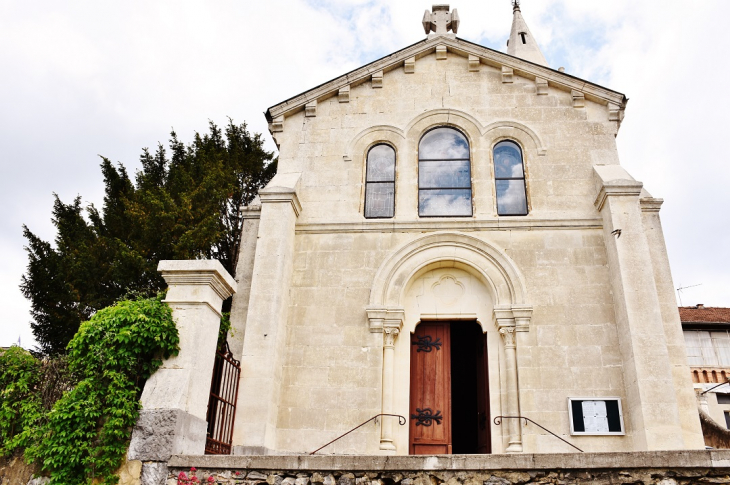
[{"x1": 265, "y1": 35, "x2": 627, "y2": 128}]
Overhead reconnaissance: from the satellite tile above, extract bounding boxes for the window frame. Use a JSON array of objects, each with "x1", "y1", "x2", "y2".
[
  {"x1": 493, "y1": 139, "x2": 529, "y2": 217},
  {"x1": 417, "y1": 126, "x2": 473, "y2": 218},
  {"x1": 567, "y1": 397, "x2": 625, "y2": 436},
  {"x1": 364, "y1": 143, "x2": 397, "y2": 219}
]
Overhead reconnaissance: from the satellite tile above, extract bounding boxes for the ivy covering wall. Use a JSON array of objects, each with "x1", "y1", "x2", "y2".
[{"x1": 0, "y1": 294, "x2": 179, "y2": 485}]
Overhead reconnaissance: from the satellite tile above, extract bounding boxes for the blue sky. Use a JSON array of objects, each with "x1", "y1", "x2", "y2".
[{"x1": 1, "y1": 0, "x2": 728, "y2": 348}]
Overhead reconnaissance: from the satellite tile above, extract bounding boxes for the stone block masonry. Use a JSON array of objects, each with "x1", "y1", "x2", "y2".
[{"x1": 166, "y1": 452, "x2": 730, "y2": 485}]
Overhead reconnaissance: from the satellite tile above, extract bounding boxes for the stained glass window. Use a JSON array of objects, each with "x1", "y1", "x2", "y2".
[
  {"x1": 418, "y1": 127, "x2": 472, "y2": 217},
  {"x1": 365, "y1": 144, "x2": 396, "y2": 218},
  {"x1": 493, "y1": 140, "x2": 528, "y2": 216}
]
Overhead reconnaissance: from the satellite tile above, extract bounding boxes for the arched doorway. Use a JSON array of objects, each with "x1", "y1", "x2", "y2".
[{"x1": 366, "y1": 232, "x2": 533, "y2": 455}]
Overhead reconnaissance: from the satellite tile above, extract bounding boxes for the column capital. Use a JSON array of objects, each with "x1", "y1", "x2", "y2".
[
  {"x1": 499, "y1": 326, "x2": 517, "y2": 349},
  {"x1": 493, "y1": 305, "x2": 516, "y2": 331},
  {"x1": 511, "y1": 305, "x2": 533, "y2": 332},
  {"x1": 366, "y1": 306, "x2": 405, "y2": 333},
  {"x1": 158, "y1": 260, "x2": 237, "y2": 316}
]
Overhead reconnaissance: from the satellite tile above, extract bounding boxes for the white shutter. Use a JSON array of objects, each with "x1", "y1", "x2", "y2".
[
  {"x1": 712, "y1": 331, "x2": 730, "y2": 366},
  {"x1": 700, "y1": 331, "x2": 719, "y2": 366},
  {"x1": 684, "y1": 331, "x2": 703, "y2": 366}
]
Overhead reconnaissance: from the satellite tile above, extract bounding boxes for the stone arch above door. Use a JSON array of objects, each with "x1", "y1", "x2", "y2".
[{"x1": 367, "y1": 232, "x2": 532, "y2": 331}]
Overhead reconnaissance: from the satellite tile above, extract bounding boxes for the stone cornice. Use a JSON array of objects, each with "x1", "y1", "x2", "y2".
[
  {"x1": 296, "y1": 218, "x2": 602, "y2": 234},
  {"x1": 640, "y1": 197, "x2": 664, "y2": 213},
  {"x1": 265, "y1": 35, "x2": 627, "y2": 124},
  {"x1": 158, "y1": 260, "x2": 237, "y2": 301},
  {"x1": 594, "y1": 182, "x2": 644, "y2": 212},
  {"x1": 240, "y1": 205, "x2": 262, "y2": 220},
  {"x1": 258, "y1": 188, "x2": 302, "y2": 217},
  {"x1": 169, "y1": 449, "x2": 730, "y2": 470}
]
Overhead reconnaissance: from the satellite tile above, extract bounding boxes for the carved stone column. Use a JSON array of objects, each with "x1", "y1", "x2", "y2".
[
  {"x1": 496, "y1": 307, "x2": 522, "y2": 453},
  {"x1": 367, "y1": 307, "x2": 404, "y2": 454}
]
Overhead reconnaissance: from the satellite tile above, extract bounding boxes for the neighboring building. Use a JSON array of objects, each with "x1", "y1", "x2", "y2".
[
  {"x1": 682, "y1": 305, "x2": 730, "y2": 430},
  {"x1": 134, "y1": 3, "x2": 707, "y2": 459}
]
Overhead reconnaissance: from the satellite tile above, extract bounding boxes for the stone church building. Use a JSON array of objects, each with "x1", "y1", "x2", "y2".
[{"x1": 131, "y1": 3, "x2": 707, "y2": 467}]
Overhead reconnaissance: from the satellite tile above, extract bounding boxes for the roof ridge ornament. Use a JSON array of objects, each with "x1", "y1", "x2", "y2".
[
  {"x1": 512, "y1": 0, "x2": 520, "y2": 12},
  {"x1": 422, "y1": 4, "x2": 460, "y2": 38}
]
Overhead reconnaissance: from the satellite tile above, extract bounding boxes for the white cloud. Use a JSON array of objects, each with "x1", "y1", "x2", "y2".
[{"x1": 1, "y1": 0, "x2": 729, "y2": 348}]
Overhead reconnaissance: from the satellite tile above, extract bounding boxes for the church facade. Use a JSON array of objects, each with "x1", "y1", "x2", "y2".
[{"x1": 224, "y1": 4, "x2": 704, "y2": 456}]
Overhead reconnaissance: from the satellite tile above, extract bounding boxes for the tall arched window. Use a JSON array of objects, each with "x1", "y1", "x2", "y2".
[
  {"x1": 418, "y1": 127, "x2": 472, "y2": 217},
  {"x1": 364, "y1": 144, "x2": 396, "y2": 218},
  {"x1": 493, "y1": 140, "x2": 528, "y2": 216}
]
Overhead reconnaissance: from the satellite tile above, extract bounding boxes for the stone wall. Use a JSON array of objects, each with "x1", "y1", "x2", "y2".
[{"x1": 166, "y1": 452, "x2": 730, "y2": 485}]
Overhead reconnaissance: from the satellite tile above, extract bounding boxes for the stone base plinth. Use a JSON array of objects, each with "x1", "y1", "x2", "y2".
[
  {"x1": 128, "y1": 409, "x2": 208, "y2": 462},
  {"x1": 164, "y1": 451, "x2": 730, "y2": 485}
]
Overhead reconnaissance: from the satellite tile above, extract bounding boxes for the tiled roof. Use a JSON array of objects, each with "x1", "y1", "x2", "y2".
[{"x1": 679, "y1": 306, "x2": 730, "y2": 324}]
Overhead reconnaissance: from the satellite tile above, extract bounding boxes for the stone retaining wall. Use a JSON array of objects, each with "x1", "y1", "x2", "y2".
[{"x1": 163, "y1": 452, "x2": 730, "y2": 485}]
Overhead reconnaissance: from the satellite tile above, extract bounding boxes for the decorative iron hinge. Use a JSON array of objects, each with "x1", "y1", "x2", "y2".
[
  {"x1": 412, "y1": 335, "x2": 442, "y2": 352},
  {"x1": 411, "y1": 408, "x2": 443, "y2": 426}
]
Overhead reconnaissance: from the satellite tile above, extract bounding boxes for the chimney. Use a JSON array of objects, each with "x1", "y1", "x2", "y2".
[{"x1": 696, "y1": 304, "x2": 705, "y2": 309}]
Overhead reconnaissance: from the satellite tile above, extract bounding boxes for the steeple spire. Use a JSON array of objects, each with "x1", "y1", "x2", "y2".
[{"x1": 507, "y1": 0, "x2": 548, "y2": 67}]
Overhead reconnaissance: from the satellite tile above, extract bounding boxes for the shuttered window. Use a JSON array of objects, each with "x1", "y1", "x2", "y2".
[{"x1": 684, "y1": 330, "x2": 730, "y2": 367}]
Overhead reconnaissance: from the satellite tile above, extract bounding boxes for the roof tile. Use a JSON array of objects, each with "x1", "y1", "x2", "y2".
[{"x1": 679, "y1": 307, "x2": 730, "y2": 324}]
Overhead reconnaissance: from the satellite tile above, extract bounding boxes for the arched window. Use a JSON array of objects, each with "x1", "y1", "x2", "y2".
[
  {"x1": 493, "y1": 140, "x2": 528, "y2": 216},
  {"x1": 418, "y1": 127, "x2": 472, "y2": 217},
  {"x1": 364, "y1": 144, "x2": 396, "y2": 218}
]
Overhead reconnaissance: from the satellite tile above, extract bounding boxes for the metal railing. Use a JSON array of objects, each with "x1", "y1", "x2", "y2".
[
  {"x1": 493, "y1": 416, "x2": 584, "y2": 453},
  {"x1": 205, "y1": 341, "x2": 241, "y2": 455},
  {"x1": 310, "y1": 414, "x2": 406, "y2": 455}
]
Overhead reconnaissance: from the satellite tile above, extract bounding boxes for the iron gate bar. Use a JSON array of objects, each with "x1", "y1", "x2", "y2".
[
  {"x1": 205, "y1": 341, "x2": 241, "y2": 455},
  {"x1": 493, "y1": 416, "x2": 584, "y2": 453},
  {"x1": 310, "y1": 414, "x2": 406, "y2": 455}
]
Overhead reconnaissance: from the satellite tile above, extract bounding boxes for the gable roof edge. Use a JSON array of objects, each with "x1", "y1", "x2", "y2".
[{"x1": 265, "y1": 36, "x2": 627, "y2": 123}]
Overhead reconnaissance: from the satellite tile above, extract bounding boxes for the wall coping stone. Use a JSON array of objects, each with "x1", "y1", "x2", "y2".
[{"x1": 168, "y1": 450, "x2": 730, "y2": 471}]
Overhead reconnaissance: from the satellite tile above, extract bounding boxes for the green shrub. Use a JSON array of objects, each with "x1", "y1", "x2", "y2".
[
  {"x1": 0, "y1": 346, "x2": 44, "y2": 457},
  {"x1": 22, "y1": 294, "x2": 179, "y2": 485}
]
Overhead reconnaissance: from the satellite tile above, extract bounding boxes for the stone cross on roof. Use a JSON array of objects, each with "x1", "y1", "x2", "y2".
[{"x1": 422, "y1": 4, "x2": 460, "y2": 36}]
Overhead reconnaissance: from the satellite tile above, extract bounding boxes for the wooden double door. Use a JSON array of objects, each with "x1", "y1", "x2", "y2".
[{"x1": 409, "y1": 321, "x2": 491, "y2": 455}]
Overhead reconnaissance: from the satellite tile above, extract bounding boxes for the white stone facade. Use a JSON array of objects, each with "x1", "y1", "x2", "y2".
[{"x1": 223, "y1": 9, "x2": 703, "y2": 456}]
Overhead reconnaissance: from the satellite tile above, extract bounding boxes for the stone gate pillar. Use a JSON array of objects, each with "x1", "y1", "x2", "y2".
[{"x1": 128, "y1": 260, "x2": 236, "y2": 481}]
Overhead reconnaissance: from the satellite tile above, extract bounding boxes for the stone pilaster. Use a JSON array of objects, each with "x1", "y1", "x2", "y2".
[
  {"x1": 233, "y1": 174, "x2": 302, "y2": 455},
  {"x1": 594, "y1": 165, "x2": 685, "y2": 451},
  {"x1": 228, "y1": 199, "x2": 262, "y2": 359},
  {"x1": 640, "y1": 194, "x2": 705, "y2": 449},
  {"x1": 367, "y1": 307, "x2": 405, "y2": 454},
  {"x1": 495, "y1": 307, "x2": 522, "y2": 453},
  {"x1": 128, "y1": 260, "x2": 236, "y2": 474}
]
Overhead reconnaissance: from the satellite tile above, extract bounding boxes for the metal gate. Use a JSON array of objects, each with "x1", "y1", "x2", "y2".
[{"x1": 205, "y1": 341, "x2": 240, "y2": 454}]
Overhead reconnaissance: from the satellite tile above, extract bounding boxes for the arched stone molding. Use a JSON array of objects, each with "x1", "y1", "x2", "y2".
[
  {"x1": 482, "y1": 120, "x2": 547, "y2": 156},
  {"x1": 346, "y1": 125, "x2": 406, "y2": 218},
  {"x1": 369, "y1": 232, "x2": 529, "y2": 313},
  {"x1": 366, "y1": 232, "x2": 533, "y2": 454},
  {"x1": 403, "y1": 109, "x2": 484, "y2": 142},
  {"x1": 344, "y1": 125, "x2": 405, "y2": 163}
]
